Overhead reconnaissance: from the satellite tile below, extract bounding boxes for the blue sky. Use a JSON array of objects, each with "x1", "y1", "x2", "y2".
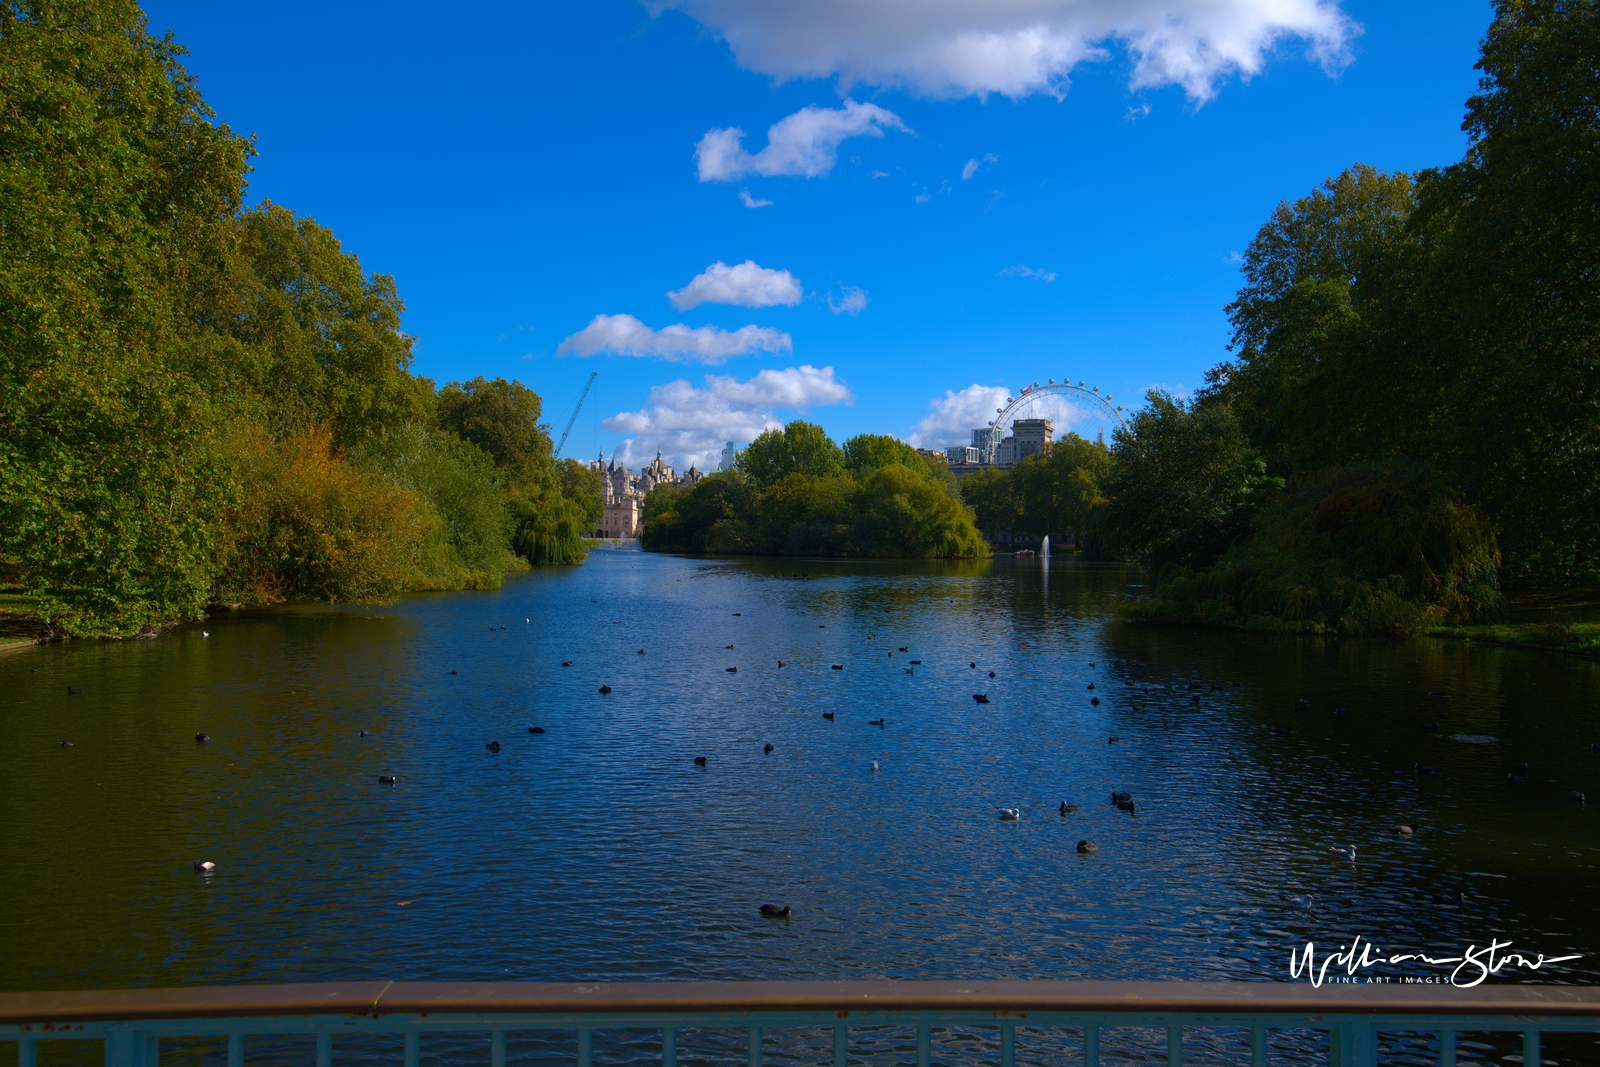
[{"x1": 145, "y1": 0, "x2": 1490, "y2": 471}]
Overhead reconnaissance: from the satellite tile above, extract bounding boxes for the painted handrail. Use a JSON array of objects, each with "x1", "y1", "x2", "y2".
[{"x1": 4, "y1": 981, "x2": 1599, "y2": 1067}]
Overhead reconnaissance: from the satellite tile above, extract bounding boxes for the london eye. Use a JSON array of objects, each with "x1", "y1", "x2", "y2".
[{"x1": 978, "y1": 379, "x2": 1129, "y2": 464}]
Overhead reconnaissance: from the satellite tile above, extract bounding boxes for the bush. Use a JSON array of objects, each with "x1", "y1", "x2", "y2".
[{"x1": 1139, "y1": 463, "x2": 1503, "y2": 635}]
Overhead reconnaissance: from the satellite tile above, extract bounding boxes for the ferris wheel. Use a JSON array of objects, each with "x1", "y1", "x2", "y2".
[{"x1": 979, "y1": 379, "x2": 1128, "y2": 464}]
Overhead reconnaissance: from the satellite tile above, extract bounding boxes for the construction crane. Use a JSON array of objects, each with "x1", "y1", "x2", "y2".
[{"x1": 553, "y1": 371, "x2": 597, "y2": 459}]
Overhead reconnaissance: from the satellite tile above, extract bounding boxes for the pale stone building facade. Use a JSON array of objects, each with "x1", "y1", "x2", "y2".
[{"x1": 589, "y1": 452, "x2": 703, "y2": 539}]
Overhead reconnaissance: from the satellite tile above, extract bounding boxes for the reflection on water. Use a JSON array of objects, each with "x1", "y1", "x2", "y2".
[{"x1": 2, "y1": 551, "x2": 1597, "y2": 999}]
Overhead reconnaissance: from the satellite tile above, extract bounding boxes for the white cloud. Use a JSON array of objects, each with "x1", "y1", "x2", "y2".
[
  {"x1": 740, "y1": 190, "x2": 773, "y2": 208},
  {"x1": 695, "y1": 100, "x2": 910, "y2": 182},
  {"x1": 557, "y1": 313, "x2": 792, "y2": 364},
  {"x1": 661, "y1": 0, "x2": 1357, "y2": 104},
  {"x1": 962, "y1": 158, "x2": 980, "y2": 181},
  {"x1": 668, "y1": 260, "x2": 802, "y2": 311},
  {"x1": 1000, "y1": 264, "x2": 1057, "y2": 282},
  {"x1": 828, "y1": 286, "x2": 869, "y2": 315},
  {"x1": 604, "y1": 365, "x2": 854, "y2": 469}
]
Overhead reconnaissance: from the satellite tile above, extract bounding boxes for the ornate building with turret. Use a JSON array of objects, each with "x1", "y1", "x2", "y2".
[{"x1": 589, "y1": 452, "x2": 703, "y2": 538}]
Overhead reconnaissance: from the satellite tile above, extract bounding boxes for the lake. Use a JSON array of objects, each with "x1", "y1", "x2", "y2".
[{"x1": 3, "y1": 549, "x2": 1597, "y2": 997}]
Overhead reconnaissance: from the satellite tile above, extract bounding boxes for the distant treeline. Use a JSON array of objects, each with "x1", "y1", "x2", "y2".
[
  {"x1": 965, "y1": 0, "x2": 1595, "y2": 636},
  {"x1": 642, "y1": 427, "x2": 988, "y2": 558},
  {"x1": 0, "y1": 2, "x2": 599, "y2": 637}
]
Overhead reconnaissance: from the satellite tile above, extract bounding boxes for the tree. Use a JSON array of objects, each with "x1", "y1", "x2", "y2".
[
  {"x1": 959, "y1": 468, "x2": 1021, "y2": 544},
  {"x1": 1102, "y1": 391, "x2": 1280, "y2": 574},
  {"x1": 736, "y1": 421, "x2": 844, "y2": 487},
  {"x1": 0, "y1": 0, "x2": 253, "y2": 635},
  {"x1": 1011, "y1": 434, "x2": 1111, "y2": 546},
  {"x1": 436, "y1": 376, "x2": 550, "y2": 474},
  {"x1": 842, "y1": 434, "x2": 925, "y2": 474}
]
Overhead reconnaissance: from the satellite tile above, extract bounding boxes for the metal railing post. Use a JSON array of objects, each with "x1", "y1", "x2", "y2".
[
  {"x1": 1167, "y1": 1026, "x2": 1181, "y2": 1067},
  {"x1": 17, "y1": 1037, "x2": 36, "y2": 1067},
  {"x1": 491, "y1": 1029, "x2": 506, "y2": 1067},
  {"x1": 916, "y1": 1024, "x2": 930, "y2": 1067},
  {"x1": 404, "y1": 1031, "x2": 419, "y2": 1067},
  {"x1": 1523, "y1": 1030, "x2": 1539, "y2": 1067},
  {"x1": 1251, "y1": 1027, "x2": 1266, "y2": 1067},
  {"x1": 315, "y1": 1031, "x2": 331, "y2": 1067},
  {"x1": 747, "y1": 1026, "x2": 761, "y2": 1067},
  {"x1": 577, "y1": 1028, "x2": 592, "y2": 1067},
  {"x1": 662, "y1": 1026, "x2": 677, "y2": 1067},
  {"x1": 1084, "y1": 1025, "x2": 1099, "y2": 1067},
  {"x1": 227, "y1": 1032, "x2": 243, "y2": 1067},
  {"x1": 833, "y1": 1024, "x2": 847, "y2": 1067},
  {"x1": 1000, "y1": 1023, "x2": 1014, "y2": 1067}
]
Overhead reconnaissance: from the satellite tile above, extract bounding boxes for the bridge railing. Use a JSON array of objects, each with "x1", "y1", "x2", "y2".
[{"x1": 3, "y1": 981, "x2": 1598, "y2": 1067}]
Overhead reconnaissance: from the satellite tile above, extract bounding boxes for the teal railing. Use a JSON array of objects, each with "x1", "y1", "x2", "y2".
[{"x1": 3, "y1": 981, "x2": 1599, "y2": 1067}]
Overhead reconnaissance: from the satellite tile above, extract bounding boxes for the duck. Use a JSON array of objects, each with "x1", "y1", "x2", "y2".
[
  {"x1": 822, "y1": 712, "x2": 834, "y2": 720},
  {"x1": 725, "y1": 644, "x2": 734, "y2": 649},
  {"x1": 777, "y1": 661, "x2": 785, "y2": 667},
  {"x1": 378, "y1": 775, "x2": 397, "y2": 785},
  {"x1": 831, "y1": 664, "x2": 844, "y2": 670},
  {"x1": 1427, "y1": 691, "x2": 1451, "y2": 699},
  {"x1": 1108, "y1": 736, "x2": 1120, "y2": 743},
  {"x1": 1059, "y1": 802, "x2": 1078, "y2": 815},
  {"x1": 1115, "y1": 798, "x2": 1136, "y2": 814},
  {"x1": 195, "y1": 733, "x2": 210, "y2": 743},
  {"x1": 1431, "y1": 891, "x2": 1466, "y2": 906},
  {"x1": 59, "y1": 740, "x2": 73, "y2": 748},
  {"x1": 66, "y1": 685, "x2": 82, "y2": 695},
  {"x1": 193, "y1": 860, "x2": 216, "y2": 873},
  {"x1": 1090, "y1": 697, "x2": 1100, "y2": 706},
  {"x1": 1076, "y1": 840, "x2": 1099, "y2": 853},
  {"x1": 638, "y1": 649, "x2": 646, "y2": 655},
  {"x1": 450, "y1": 670, "x2": 459, "y2": 675},
  {"x1": 486, "y1": 741, "x2": 501, "y2": 752},
  {"x1": 973, "y1": 694, "x2": 990, "y2": 704},
  {"x1": 201, "y1": 631, "x2": 210, "y2": 637},
  {"x1": 598, "y1": 685, "x2": 612, "y2": 694},
  {"x1": 1111, "y1": 790, "x2": 1132, "y2": 805},
  {"x1": 694, "y1": 756, "x2": 708, "y2": 766},
  {"x1": 1294, "y1": 699, "x2": 1311, "y2": 711},
  {"x1": 1513, "y1": 762, "x2": 1529, "y2": 775},
  {"x1": 561, "y1": 661, "x2": 572, "y2": 667},
  {"x1": 870, "y1": 761, "x2": 879, "y2": 771},
  {"x1": 909, "y1": 660, "x2": 921, "y2": 665},
  {"x1": 1086, "y1": 683, "x2": 1095, "y2": 691},
  {"x1": 733, "y1": 612, "x2": 742, "y2": 617},
  {"x1": 1391, "y1": 824, "x2": 1418, "y2": 836},
  {"x1": 898, "y1": 646, "x2": 909, "y2": 653},
  {"x1": 528, "y1": 727, "x2": 545, "y2": 734},
  {"x1": 1414, "y1": 763, "x2": 1439, "y2": 775},
  {"x1": 759, "y1": 904, "x2": 791, "y2": 918},
  {"x1": 1271, "y1": 726, "x2": 1292, "y2": 737},
  {"x1": 764, "y1": 743, "x2": 774, "y2": 754},
  {"x1": 989, "y1": 671, "x2": 997, "y2": 678},
  {"x1": 1282, "y1": 893, "x2": 1315, "y2": 909},
  {"x1": 997, "y1": 808, "x2": 1021, "y2": 821},
  {"x1": 868, "y1": 718, "x2": 885, "y2": 727},
  {"x1": 970, "y1": 662, "x2": 977, "y2": 669},
  {"x1": 1507, "y1": 771, "x2": 1528, "y2": 785},
  {"x1": 1569, "y1": 790, "x2": 1587, "y2": 803},
  {"x1": 725, "y1": 667, "x2": 738, "y2": 673},
  {"x1": 903, "y1": 668, "x2": 914, "y2": 674},
  {"x1": 1327, "y1": 844, "x2": 1357, "y2": 860},
  {"x1": 359, "y1": 730, "x2": 370, "y2": 737}
]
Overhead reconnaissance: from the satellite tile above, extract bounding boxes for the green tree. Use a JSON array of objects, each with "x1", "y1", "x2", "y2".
[
  {"x1": 842, "y1": 434, "x2": 925, "y2": 474},
  {"x1": 736, "y1": 421, "x2": 844, "y2": 487},
  {"x1": 1102, "y1": 392, "x2": 1280, "y2": 574},
  {"x1": 849, "y1": 465, "x2": 989, "y2": 558},
  {"x1": 0, "y1": 0, "x2": 253, "y2": 635},
  {"x1": 959, "y1": 468, "x2": 1021, "y2": 544},
  {"x1": 1011, "y1": 434, "x2": 1112, "y2": 547},
  {"x1": 436, "y1": 376, "x2": 550, "y2": 474},
  {"x1": 233, "y1": 203, "x2": 432, "y2": 445}
]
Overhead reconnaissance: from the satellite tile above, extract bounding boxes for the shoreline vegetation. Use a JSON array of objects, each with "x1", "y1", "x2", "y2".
[{"x1": 1, "y1": 3, "x2": 599, "y2": 639}]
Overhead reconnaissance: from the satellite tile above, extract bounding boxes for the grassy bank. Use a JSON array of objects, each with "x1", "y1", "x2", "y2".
[{"x1": 1430, "y1": 588, "x2": 1600, "y2": 657}]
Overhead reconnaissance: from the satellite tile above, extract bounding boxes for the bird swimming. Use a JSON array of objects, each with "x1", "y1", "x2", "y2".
[
  {"x1": 486, "y1": 741, "x2": 501, "y2": 752},
  {"x1": 66, "y1": 686, "x2": 82, "y2": 695},
  {"x1": 1569, "y1": 790, "x2": 1587, "y2": 803},
  {"x1": 1108, "y1": 736, "x2": 1120, "y2": 743},
  {"x1": 561, "y1": 661, "x2": 572, "y2": 667},
  {"x1": 898, "y1": 647, "x2": 908, "y2": 653},
  {"x1": 599, "y1": 685, "x2": 612, "y2": 694},
  {"x1": 451, "y1": 670, "x2": 458, "y2": 675},
  {"x1": 997, "y1": 808, "x2": 1021, "y2": 821},
  {"x1": 1392, "y1": 824, "x2": 1418, "y2": 836},
  {"x1": 1414, "y1": 763, "x2": 1439, "y2": 775},
  {"x1": 759, "y1": 904, "x2": 790, "y2": 918},
  {"x1": 1060, "y1": 803, "x2": 1078, "y2": 814},
  {"x1": 870, "y1": 761, "x2": 879, "y2": 771},
  {"x1": 970, "y1": 662, "x2": 976, "y2": 669},
  {"x1": 726, "y1": 667, "x2": 738, "y2": 673},
  {"x1": 1431, "y1": 891, "x2": 1466, "y2": 906},
  {"x1": 195, "y1": 733, "x2": 210, "y2": 743},
  {"x1": 764, "y1": 743, "x2": 774, "y2": 754},
  {"x1": 359, "y1": 730, "x2": 370, "y2": 737},
  {"x1": 1076, "y1": 840, "x2": 1098, "y2": 853},
  {"x1": 777, "y1": 661, "x2": 785, "y2": 667},
  {"x1": 831, "y1": 664, "x2": 844, "y2": 670},
  {"x1": 903, "y1": 668, "x2": 914, "y2": 674},
  {"x1": 868, "y1": 718, "x2": 884, "y2": 726},
  {"x1": 1116, "y1": 798, "x2": 1136, "y2": 813},
  {"x1": 1090, "y1": 697, "x2": 1100, "y2": 706},
  {"x1": 528, "y1": 727, "x2": 545, "y2": 734},
  {"x1": 989, "y1": 671, "x2": 997, "y2": 678},
  {"x1": 1508, "y1": 770, "x2": 1528, "y2": 785},
  {"x1": 1086, "y1": 682, "x2": 1095, "y2": 690},
  {"x1": 822, "y1": 712, "x2": 834, "y2": 720},
  {"x1": 59, "y1": 740, "x2": 72, "y2": 748},
  {"x1": 1294, "y1": 699, "x2": 1311, "y2": 711},
  {"x1": 973, "y1": 694, "x2": 990, "y2": 704},
  {"x1": 1111, "y1": 791, "x2": 1132, "y2": 805},
  {"x1": 378, "y1": 775, "x2": 397, "y2": 785},
  {"x1": 1328, "y1": 844, "x2": 1357, "y2": 860},
  {"x1": 193, "y1": 861, "x2": 216, "y2": 873},
  {"x1": 694, "y1": 756, "x2": 707, "y2": 766},
  {"x1": 638, "y1": 649, "x2": 646, "y2": 655},
  {"x1": 1428, "y1": 691, "x2": 1451, "y2": 699}
]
